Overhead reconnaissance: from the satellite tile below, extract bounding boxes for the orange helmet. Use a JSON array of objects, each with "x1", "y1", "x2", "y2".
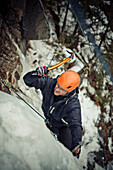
[{"x1": 57, "y1": 70, "x2": 80, "y2": 92}]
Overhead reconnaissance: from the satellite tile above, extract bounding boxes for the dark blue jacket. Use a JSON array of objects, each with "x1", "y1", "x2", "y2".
[{"x1": 23, "y1": 71, "x2": 82, "y2": 150}]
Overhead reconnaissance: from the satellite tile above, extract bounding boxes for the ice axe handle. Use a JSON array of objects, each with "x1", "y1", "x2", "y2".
[
  {"x1": 48, "y1": 52, "x2": 74, "y2": 71},
  {"x1": 48, "y1": 57, "x2": 71, "y2": 71}
]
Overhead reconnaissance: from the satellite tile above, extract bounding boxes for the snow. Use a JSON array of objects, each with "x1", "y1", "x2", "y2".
[
  {"x1": 1, "y1": 2, "x2": 112, "y2": 168},
  {"x1": 1, "y1": 37, "x2": 109, "y2": 169},
  {"x1": 79, "y1": 79, "x2": 101, "y2": 167},
  {"x1": 16, "y1": 39, "x2": 104, "y2": 169},
  {"x1": 0, "y1": 91, "x2": 83, "y2": 170},
  {"x1": 17, "y1": 39, "x2": 105, "y2": 168},
  {"x1": 108, "y1": 137, "x2": 113, "y2": 154}
]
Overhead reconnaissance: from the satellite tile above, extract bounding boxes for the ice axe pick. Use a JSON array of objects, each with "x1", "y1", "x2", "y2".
[{"x1": 48, "y1": 51, "x2": 74, "y2": 71}]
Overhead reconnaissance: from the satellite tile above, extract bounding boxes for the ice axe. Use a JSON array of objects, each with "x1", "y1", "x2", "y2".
[{"x1": 48, "y1": 51, "x2": 74, "y2": 71}]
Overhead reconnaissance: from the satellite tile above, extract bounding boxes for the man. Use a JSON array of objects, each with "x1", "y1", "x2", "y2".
[{"x1": 23, "y1": 66, "x2": 83, "y2": 158}]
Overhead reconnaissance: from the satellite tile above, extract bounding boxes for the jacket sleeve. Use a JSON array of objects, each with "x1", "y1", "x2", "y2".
[
  {"x1": 67, "y1": 100, "x2": 83, "y2": 150},
  {"x1": 23, "y1": 71, "x2": 47, "y2": 91}
]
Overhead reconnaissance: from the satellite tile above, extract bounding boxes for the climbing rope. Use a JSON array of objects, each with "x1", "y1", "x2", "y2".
[
  {"x1": 67, "y1": 0, "x2": 113, "y2": 83},
  {"x1": 0, "y1": 76, "x2": 45, "y2": 120}
]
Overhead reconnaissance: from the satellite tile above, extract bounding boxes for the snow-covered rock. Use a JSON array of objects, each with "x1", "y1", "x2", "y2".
[{"x1": 0, "y1": 91, "x2": 83, "y2": 170}]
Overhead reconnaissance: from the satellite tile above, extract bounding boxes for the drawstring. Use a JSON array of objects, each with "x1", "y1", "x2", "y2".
[{"x1": 65, "y1": 92, "x2": 76, "y2": 104}]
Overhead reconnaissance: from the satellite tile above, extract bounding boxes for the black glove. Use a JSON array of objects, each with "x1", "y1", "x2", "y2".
[{"x1": 36, "y1": 66, "x2": 48, "y2": 76}]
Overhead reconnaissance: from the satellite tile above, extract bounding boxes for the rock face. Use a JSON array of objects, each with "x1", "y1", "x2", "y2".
[
  {"x1": 0, "y1": 23, "x2": 22, "y2": 93},
  {"x1": 23, "y1": 0, "x2": 50, "y2": 40},
  {"x1": 0, "y1": 0, "x2": 49, "y2": 93}
]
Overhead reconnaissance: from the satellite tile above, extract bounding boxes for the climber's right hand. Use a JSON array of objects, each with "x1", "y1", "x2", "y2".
[{"x1": 36, "y1": 66, "x2": 48, "y2": 76}]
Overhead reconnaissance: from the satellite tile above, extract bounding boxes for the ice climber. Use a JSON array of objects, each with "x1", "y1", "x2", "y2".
[{"x1": 23, "y1": 66, "x2": 83, "y2": 158}]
